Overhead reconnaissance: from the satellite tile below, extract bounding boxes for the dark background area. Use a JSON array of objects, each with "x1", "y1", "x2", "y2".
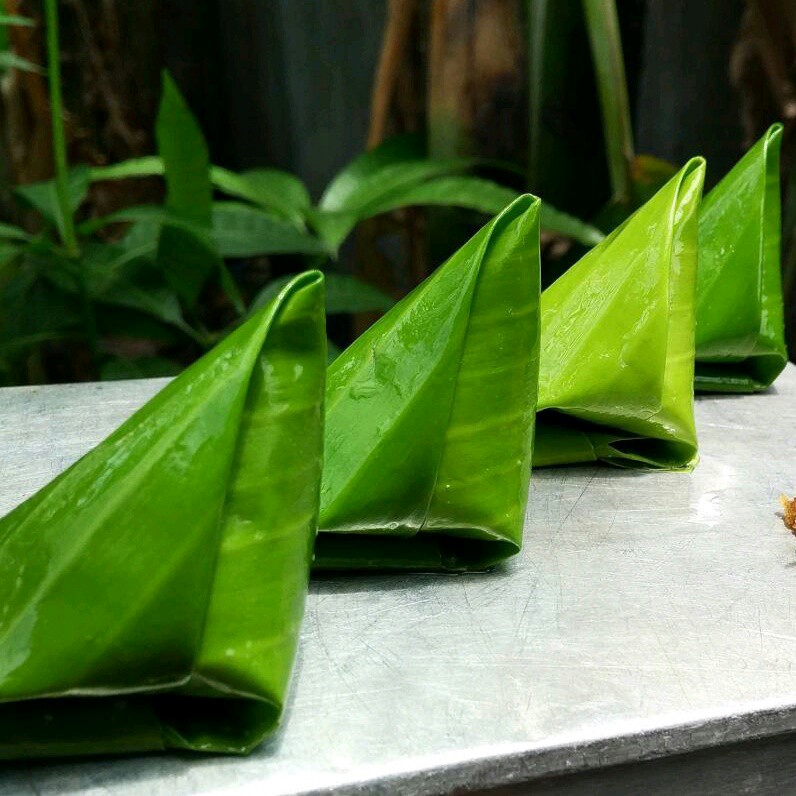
[
  {"x1": 197, "y1": 1, "x2": 749, "y2": 197},
  {"x1": 0, "y1": 0, "x2": 792, "y2": 385},
  {"x1": 81, "y1": 0, "x2": 749, "y2": 201}
]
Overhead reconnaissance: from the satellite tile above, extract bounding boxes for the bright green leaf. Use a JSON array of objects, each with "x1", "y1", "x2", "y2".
[
  {"x1": 695, "y1": 124, "x2": 787, "y2": 392},
  {"x1": 535, "y1": 159, "x2": 705, "y2": 470},
  {"x1": 0, "y1": 272, "x2": 326, "y2": 756},
  {"x1": 314, "y1": 195, "x2": 541, "y2": 572}
]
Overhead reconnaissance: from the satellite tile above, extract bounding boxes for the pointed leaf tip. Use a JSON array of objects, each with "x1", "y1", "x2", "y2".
[
  {"x1": 766, "y1": 122, "x2": 784, "y2": 144},
  {"x1": 501, "y1": 192, "x2": 540, "y2": 216}
]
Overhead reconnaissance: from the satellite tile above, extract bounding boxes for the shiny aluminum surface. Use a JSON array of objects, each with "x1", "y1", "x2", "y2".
[{"x1": 1, "y1": 368, "x2": 796, "y2": 794}]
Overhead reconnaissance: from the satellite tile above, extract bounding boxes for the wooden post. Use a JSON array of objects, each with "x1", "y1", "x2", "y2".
[{"x1": 428, "y1": 0, "x2": 526, "y2": 160}]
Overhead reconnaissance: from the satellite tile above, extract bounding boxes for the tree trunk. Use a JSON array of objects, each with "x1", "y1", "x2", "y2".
[{"x1": 428, "y1": 0, "x2": 526, "y2": 161}]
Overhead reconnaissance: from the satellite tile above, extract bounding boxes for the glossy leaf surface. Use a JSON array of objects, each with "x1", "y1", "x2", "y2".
[
  {"x1": 695, "y1": 124, "x2": 787, "y2": 392},
  {"x1": 0, "y1": 272, "x2": 326, "y2": 758},
  {"x1": 314, "y1": 195, "x2": 540, "y2": 571},
  {"x1": 534, "y1": 159, "x2": 705, "y2": 470}
]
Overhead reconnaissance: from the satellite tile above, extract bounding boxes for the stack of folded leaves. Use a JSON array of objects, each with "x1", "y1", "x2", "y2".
[{"x1": 0, "y1": 128, "x2": 788, "y2": 758}]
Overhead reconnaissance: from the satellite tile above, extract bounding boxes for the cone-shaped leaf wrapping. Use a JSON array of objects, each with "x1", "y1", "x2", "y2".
[
  {"x1": 313, "y1": 195, "x2": 541, "y2": 571},
  {"x1": 534, "y1": 159, "x2": 705, "y2": 470},
  {"x1": 0, "y1": 272, "x2": 326, "y2": 759},
  {"x1": 695, "y1": 124, "x2": 787, "y2": 392}
]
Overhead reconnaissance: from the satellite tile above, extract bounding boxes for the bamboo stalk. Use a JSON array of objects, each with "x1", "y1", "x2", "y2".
[{"x1": 367, "y1": 0, "x2": 419, "y2": 149}]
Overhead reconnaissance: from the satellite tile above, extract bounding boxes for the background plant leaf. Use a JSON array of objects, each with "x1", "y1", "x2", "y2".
[
  {"x1": 211, "y1": 167, "x2": 310, "y2": 227},
  {"x1": 77, "y1": 244, "x2": 194, "y2": 337},
  {"x1": 89, "y1": 158, "x2": 311, "y2": 230},
  {"x1": 0, "y1": 223, "x2": 30, "y2": 242},
  {"x1": 211, "y1": 202, "x2": 325, "y2": 258},
  {"x1": 0, "y1": 14, "x2": 35, "y2": 26},
  {"x1": 0, "y1": 51, "x2": 42, "y2": 73},
  {"x1": 89, "y1": 156, "x2": 164, "y2": 182},
  {"x1": 15, "y1": 166, "x2": 90, "y2": 235},
  {"x1": 249, "y1": 272, "x2": 392, "y2": 317},
  {"x1": 157, "y1": 72, "x2": 212, "y2": 226},
  {"x1": 155, "y1": 71, "x2": 217, "y2": 307},
  {"x1": 319, "y1": 135, "x2": 476, "y2": 215}
]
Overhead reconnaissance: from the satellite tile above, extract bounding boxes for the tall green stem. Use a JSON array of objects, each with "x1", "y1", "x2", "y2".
[
  {"x1": 526, "y1": 0, "x2": 549, "y2": 188},
  {"x1": 582, "y1": 0, "x2": 635, "y2": 203},
  {"x1": 44, "y1": 0, "x2": 78, "y2": 256},
  {"x1": 44, "y1": 0, "x2": 96, "y2": 370}
]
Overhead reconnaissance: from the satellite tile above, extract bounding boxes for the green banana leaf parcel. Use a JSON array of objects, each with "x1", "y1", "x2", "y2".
[
  {"x1": 534, "y1": 158, "x2": 705, "y2": 470},
  {"x1": 0, "y1": 272, "x2": 326, "y2": 759},
  {"x1": 695, "y1": 123, "x2": 787, "y2": 393},
  {"x1": 313, "y1": 195, "x2": 541, "y2": 572}
]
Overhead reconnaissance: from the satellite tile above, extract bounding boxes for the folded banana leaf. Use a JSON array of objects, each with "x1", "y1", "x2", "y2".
[
  {"x1": 534, "y1": 159, "x2": 705, "y2": 470},
  {"x1": 695, "y1": 123, "x2": 787, "y2": 392},
  {"x1": 0, "y1": 271, "x2": 326, "y2": 759},
  {"x1": 313, "y1": 195, "x2": 540, "y2": 572}
]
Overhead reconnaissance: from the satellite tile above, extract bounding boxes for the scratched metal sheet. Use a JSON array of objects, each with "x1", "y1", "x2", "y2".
[{"x1": 1, "y1": 368, "x2": 796, "y2": 795}]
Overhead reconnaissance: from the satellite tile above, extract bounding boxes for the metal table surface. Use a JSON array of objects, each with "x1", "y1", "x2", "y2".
[{"x1": 1, "y1": 367, "x2": 796, "y2": 795}]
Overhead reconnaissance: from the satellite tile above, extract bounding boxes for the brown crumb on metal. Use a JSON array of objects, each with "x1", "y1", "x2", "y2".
[{"x1": 780, "y1": 495, "x2": 796, "y2": 533}]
